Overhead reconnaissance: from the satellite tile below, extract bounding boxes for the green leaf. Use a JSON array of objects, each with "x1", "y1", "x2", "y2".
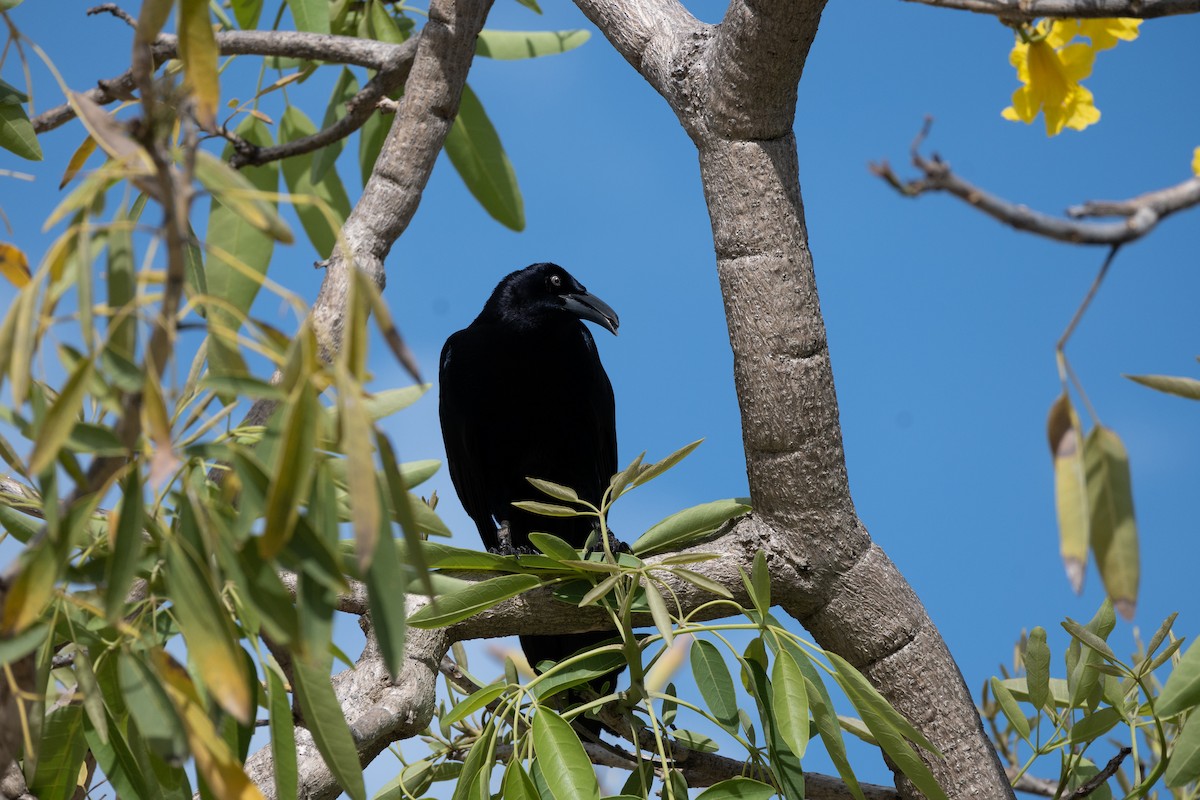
[
  {"x1": 202, "y1": 118, "x2": 281, "y2": 379},
  {"x1": 104, "y1": 467, "x2": 144, "y2": 622},
  {"x1": 827, "y1": 652, "x2": 947, "y2": 800},
  {"x1": 1125, "y1": 373, "x2": 1200, "y2": 400},
  {"x1": 29, "y1": 355, "x2": 94, "y2": 475},
  {"x1": 672, "y1": 568, "x2": 732, "y2": 599},
  {"x1": 452, "y1": 721, "x2": 497, "y2": 800},
  {"x1": 267, "y1": 668, "x2": 298, "y2": 800},
  {"x1": 311, "y1": 67, "x2": 360, "y2": 183},
  {"x1": 408, "y1": 573, "x2": 543, "y2": 628},
  {"x1": 1048, "y1": 393, "x2": 1088, "y2": 593},
  {"x1": 529, "y1": 532, "x2": 580, "y2": 561},
  {"x1": 1067, "y1": 707, "x2": 1121, "y2": 744},
  {"x1": 74, "y1": 648, "x2": 109, "y2": 745},
  {"x1": 476, "y1": 29, "x2": 590, "y2": 59},
  {"x1": 30, "y1": 705, "x2": 88, "y2": 800},
  {"x1": 105, "y1": 210, "x2": 136, "y2": 361},
  {"x1": 1083, "y1": 426, "x2": 1139, "y2": 619},
  {"x1": 366, "y1": 522, "x2": 408, "y2": 678},
  {"x1": 293, "y1": 658, "x2": 365, "y2": 800},
  {"x1": 443, "y1": 84, "x2": 524, "y2": 231},
  {"x1": 531, "y1": 647, "x2": 625, "y2": 699},
  {"x1": 0, "y1": 77, "x2": 28, "y2": 103},
  {"x1": 671, "y1": 729, "x2": 718, "y2": 752},
  {"x1": 771, "y1": 649, "x2": 810, "y2": 757},
  {"x1": 527, "y1": 477, "x2": 580, "y2": 503},
  {"x1": 260, "y1": 382, "x2": 319, "y2": 557},
  {"x1": 1025, "y1": 627, "x2": 1051, "y2": 712},
  {"x1": 443, "y1": 682, "x2": 507, "y2": 728},
  {"x1": 694, "y1": 778, "x2": 777, "y2": 800},
  {"x1": 632, "y1": 498, "x2": 750, "y2": 556},
  {"x1": 231, "y1": 0, "x2": 263, "y2": 28},
  {"x1": 989, "y1": 677, "x2": 1030, "y2": 742},
  {"x1": 0, "y1": 102, "x2": 43, "y2": 161},
  {"x1": 377, "y1": 431, "x2": 434, "y2": 602},
  {"x1": 532, "y1": 708, "x2": 600, "y2": 800},
  {"x1": 1159, "y1": 639, "x2": 1200, "y2": 717},
  {"x1": 750, "y1": 549, "x2": 770, "y2": 613},
  {"x1": 280, "y1": 107, "x2": 352, "y2": 258},
  {"x1": 286, "y1": 0, "x2": 329, "y2": 32},
  {"x1": 1166, "y1": 707, "x2": 1200, "y2": 787},
  {"x1": 1062, "y1": 618, "x2": 1116, "y2": 661},
  {"x1": 502, "y1": 762, "x2": 540, "y2": 800},
  {"x1": 119, "y1": 652, "x2": 189, "y2": 762},
  {"x1": 634, "y1": 439, "x2": 703, "y2": 488},
  {"x1": 84, "y1": 709, "x2": 158, "y2": 800},
  {"x1": 690, "y1": 639, "x2": 739, "y2": 732},
  {"x1": 0, "y1": 621, "x2": 47, "y2": 666},
  {"x1": 336, "y1": 368, "x2": 380, "y2": 572},
  {"x1": 512, "y1": 500, "x2": 583, "y2": 518},
  {"x1": 642, "y1": 578, "x2": 673, "y2": 645},
  {"x1": 163, "y1": 540, "x2": 253, "y2": 723}
]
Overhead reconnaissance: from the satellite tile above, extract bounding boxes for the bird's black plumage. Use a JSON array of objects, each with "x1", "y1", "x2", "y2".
[{"x1": 438, "y1": 263, "x2": 622, "y2": 702}]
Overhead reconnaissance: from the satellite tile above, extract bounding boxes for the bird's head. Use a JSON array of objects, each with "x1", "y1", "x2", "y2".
[{"x1": 486, "y1": 263, "x2": 620, "y2": 335}]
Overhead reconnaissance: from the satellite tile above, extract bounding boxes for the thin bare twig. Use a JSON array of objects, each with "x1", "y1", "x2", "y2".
[
  {"x1": 220, "y1": 36, "x2": 418, "y2": 169},
  {"x1": 900, "y1": 0, "x2": 1200, "y2": 20},
  {"x1": 870, "y1": 119, "x2": 1200, "y2": 246},
  {"x1": 86, "y1": 3, "x2": 136, "y2": 28},
  {"x1": 31, "y1": 29, "x2": 415, "y2": 134}
]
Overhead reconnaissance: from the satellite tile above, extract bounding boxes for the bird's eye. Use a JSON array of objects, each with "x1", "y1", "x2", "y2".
[{"x1": 548, "y1": 274, "x2": 563, "y2": 290}]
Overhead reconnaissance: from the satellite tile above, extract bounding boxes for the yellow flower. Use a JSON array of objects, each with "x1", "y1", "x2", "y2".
[
  {"x1": 1001, "y1": 18, "x2": 1139, "y2": 136},
  {"x1": 1078, "y1": 18, "x2": 1141, "y2": 51},
  {"x1": 1193, "y1": 146, "x2": 1200, "y2": 177}
]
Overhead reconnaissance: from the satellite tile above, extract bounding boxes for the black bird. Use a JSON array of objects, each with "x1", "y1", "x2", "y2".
[{"x1": 438, "y1": 263, "x2": 622, "y2": 701}]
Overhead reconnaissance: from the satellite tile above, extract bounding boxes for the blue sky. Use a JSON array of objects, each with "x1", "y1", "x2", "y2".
[{"x1": 2, "y1": 0, "x2": 1199, "y2": 793}]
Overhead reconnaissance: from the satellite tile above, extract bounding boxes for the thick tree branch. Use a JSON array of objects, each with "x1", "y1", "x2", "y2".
[
  {"x1": 900, "y1": 0, "x2": 1200, "y2": 20},
  {"x1": 570, "y1": 0, "x2": 704, "y2": 102},
  {"x1": 706, "y1": 0, "x2": 825, "y2": 139},
  {"x1": 575, "y1": 1, "x2": 1015, "y2": 797},
  {"x1": 871, "y1": 126, "x2": 1200, "y2": 245},
  {"x1": 31, "y1": 30, "x2": 415, "y2": 134}
]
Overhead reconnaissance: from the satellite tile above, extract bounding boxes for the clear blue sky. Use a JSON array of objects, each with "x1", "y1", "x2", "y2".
[{"x1": 2, "y1": 0, "x2": 1198, "y2": 793}]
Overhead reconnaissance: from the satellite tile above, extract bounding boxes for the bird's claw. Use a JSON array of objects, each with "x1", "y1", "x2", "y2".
[
  {"x1": 487, "y1": 544, "x2": 538, "y2": 557},
  {"x1": 585, "y1": 530, "x2": 630, "y2": 557}
]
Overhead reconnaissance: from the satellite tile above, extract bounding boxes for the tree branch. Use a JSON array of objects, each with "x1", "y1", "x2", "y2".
[
  {"x1": 578, "y1": 2, "x2": 1015, "y2": 797},
  {"x1": 705, "y1": 0, "x2": 826, "y2": 139},
  {"x1": 31, "y1": 30, "x2": 415, "y2": 134},
  {"x1": 899, "y1": 0, "x2": 1200, "y2": 20},
  {"x1": 570, "y1": 0, "x2": 704, "y2": 101},
  {"x1": 222, "y1": 38, "x2": 418, "y2": 169},
  {"x1": 871, "y1": 121, "x2": 1200, "y2": 245}
]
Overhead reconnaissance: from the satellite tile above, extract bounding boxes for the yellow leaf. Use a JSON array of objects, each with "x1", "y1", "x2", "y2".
[
  {"x1": 135, "y1": 0, "x2": 174, "y2": 45},
  {"x1": 1, "y1": 542, "x2": 58, "y2": 634},
  {"x1": 152, "y1": 651, "x2": 266, "y2": 800},
  {"x1": 1192, "y1": 146, "x2": 1200, "y2": 177},
  {"x1": 178, "y1": 0, "x2": 220, "y2": 129},
  {"x1": 1047, "y1": 393, "x2": 1088, "y2": 593},
  {"x1": 0, "y1": 243, "x2": 30, "y2": 287},
  {"x1": 59, "y1": 136, "x2": 98, "y2": 190}
]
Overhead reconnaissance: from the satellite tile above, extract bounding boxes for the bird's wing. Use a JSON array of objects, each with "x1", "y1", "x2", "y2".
[
  {"x1": 438, "y1": 333, "x2": 499, "y2": 549},
  {"x1": 580, "y1": 327, "x2": 619, "y2": 499}
]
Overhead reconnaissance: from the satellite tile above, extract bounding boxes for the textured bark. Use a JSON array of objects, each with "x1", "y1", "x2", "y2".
[{"x1": 570, "y1": 0, "x2": 1014, "y2": 796}]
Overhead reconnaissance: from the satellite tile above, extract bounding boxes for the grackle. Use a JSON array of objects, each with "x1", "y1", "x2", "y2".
[{"x1": 438, "y1": 263, "x2": 624, "y2": 717}]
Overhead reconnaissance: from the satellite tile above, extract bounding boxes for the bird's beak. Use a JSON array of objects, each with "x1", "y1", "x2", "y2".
[{"x1": 563, "y1": 291, "x2": 620, "y2": 335}]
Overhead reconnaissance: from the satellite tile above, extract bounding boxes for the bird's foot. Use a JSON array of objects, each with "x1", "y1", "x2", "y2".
[
  {"x1": 487, "y1": 543, "x2": 538, "y2": 557},
  {"x1": 489, "y1": 522, "x2": 538, "y2": 556},
  {"x1": 585, "y1": 529, "x2": 631, "y2": 558}
]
